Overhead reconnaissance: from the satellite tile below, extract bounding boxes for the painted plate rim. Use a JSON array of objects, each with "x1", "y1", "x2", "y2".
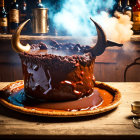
[{"x1": 0, "y1": 80, "x2": 121, "y2": 117}]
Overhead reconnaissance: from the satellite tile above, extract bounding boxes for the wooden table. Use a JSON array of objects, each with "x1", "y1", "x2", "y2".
[{"x1": 0, "y1": 82, "x2": 140, "y2": 140}]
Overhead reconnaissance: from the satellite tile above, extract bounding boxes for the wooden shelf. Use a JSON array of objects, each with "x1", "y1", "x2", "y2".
[
  {"x1": 130, "y1": 35, "x2": 140, "y2": 42},
  {"x1": 0, "y1": 34, "x2": 96, "y2": 41},
  {"x1": 0, "y1": 34, "x2": 139, "y2": 42}
]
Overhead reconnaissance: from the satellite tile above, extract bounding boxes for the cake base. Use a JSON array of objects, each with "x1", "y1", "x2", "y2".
[{"x1": 0, "y1": 80, "x2": 121, "y2": 117}]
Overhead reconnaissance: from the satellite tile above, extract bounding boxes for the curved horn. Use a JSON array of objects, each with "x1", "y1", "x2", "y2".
[
  {"x1": 11, "y1": 19, "x2": 31, "y2": 53},
  {"x1": 84, "y1": 18, "x2": 123, "y2": 57},
  {"x1": 84, "y1": 18, "x2": 107, "y2": 56}
]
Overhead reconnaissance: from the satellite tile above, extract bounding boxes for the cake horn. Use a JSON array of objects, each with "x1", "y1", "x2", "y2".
[
  {"x1": 11, "y1": 19, "x2": 31, "y2": 53},
  {"x1": 84, "y1": 18, "x2": 123, "y2": 56}
]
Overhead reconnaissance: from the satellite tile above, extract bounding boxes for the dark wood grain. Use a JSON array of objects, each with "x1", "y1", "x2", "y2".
[{"x1": 0, "y1": 36, "x2": 140, "y2": 82}]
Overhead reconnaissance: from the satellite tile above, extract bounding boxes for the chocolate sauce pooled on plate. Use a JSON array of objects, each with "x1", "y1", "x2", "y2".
[
  {"x1": 19, "y1": 40, "x2": 103, "y2": 110},
  {"x1": 1, "y1": 87, "x2": 103, "y2": 111},
  {"x1": 1, "y1": 81, "x2": 116, "y2": 112}
]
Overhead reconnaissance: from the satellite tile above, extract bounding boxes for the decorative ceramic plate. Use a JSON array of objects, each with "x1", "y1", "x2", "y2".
[{"x1": 0, "y1": 80, "x2": 121, "y2": 117}]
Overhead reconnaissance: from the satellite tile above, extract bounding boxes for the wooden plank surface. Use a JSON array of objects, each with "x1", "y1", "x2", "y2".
[
  {"x1": 0, "y1": 34, "x2": 139, "y2": 82},
  {"x1": 0, "y1": 82, "x2": 140, "y2": 139}
]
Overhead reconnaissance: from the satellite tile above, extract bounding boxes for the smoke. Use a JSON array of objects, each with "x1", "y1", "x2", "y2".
[
  {"x1": 54, "y1": 0, "x2": 115, "y2": 36},
  {"x1": 53, "y1": 0, "x2": 133, "y2": 43},
  {"x1": 95, "y1": 11, "x2": 133, "y2": 43}
]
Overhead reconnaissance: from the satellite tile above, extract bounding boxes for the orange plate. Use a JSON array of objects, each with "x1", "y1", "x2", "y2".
[{"x1": 0, "y1": 80, "x2": 121, "y2": 117}]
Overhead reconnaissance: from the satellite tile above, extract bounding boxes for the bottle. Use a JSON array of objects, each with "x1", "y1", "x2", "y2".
[
  {"x1": 20, "y1": 0, "x2": 27, "y2": 23},
  {"x1": 116, "y1": 0, "x2": 123, "y2": 13},
  {"x1": 133, "y1": 0, "x2": 140, "y2": 34},
  {"x1": 9, "y1": 0, "x2": 19, "y2": 34},
  {"x1": 35, "y1": 0, "x2": 44, "y2": 8},
  {"x1": 0, "y1": 0, "x2": 8, "y2": 34},
  {"x1": 20, "y1": 0, "x2": 27, "y2": 34},
  {"x1": 32, "y1": 0, "x2": 49, "y2": 34},
  {"x1": 123, "y1": 0, "x2": 132, "y2": 18}
]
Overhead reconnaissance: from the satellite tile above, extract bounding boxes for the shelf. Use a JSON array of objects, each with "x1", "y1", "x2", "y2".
[
  {"x1": 0, "y1": 34, "x2": 96, "y2": 41},
  {"x1": 130, "y1": 35, "x2": 140, "y2": 42},
  {"x1": 0, "y1": 34, "x2": 139, "y2": 42}
]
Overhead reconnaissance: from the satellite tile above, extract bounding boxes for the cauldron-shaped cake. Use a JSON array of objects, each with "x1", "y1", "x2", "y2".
[
  {"x1": 19, "y1": 43, "x2": 95, "y2": 102},
  {"x1": 11, "y1": 19, "x2": 122, "y2": 111}
]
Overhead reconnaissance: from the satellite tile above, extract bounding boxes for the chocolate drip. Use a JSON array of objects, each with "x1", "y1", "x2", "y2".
[
  {"x1": 2, "y1": 88, "x2": 103, "y2": 111},
  {"x1": 19, "y1": 41, "x2": 96, "y2": 102}
]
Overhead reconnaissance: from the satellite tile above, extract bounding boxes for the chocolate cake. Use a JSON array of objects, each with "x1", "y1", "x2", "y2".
[
  {"x1": 5, "y1": 19, "x2": 122, "y2": 112},
  {"x1": 19, "y1": 40, "x2": 97, "y2": 102}
]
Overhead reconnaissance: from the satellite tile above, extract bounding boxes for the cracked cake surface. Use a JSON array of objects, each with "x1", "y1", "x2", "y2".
[{"x1": 19, "y1": 40, "x2": 97, "y2": 102}]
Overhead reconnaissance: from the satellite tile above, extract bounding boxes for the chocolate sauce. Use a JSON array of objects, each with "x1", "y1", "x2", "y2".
[
  {"x1": 0, "y1": 81, "x2": 115, "y2": 112},
  {"x1": 1, "y1": 85, "x2": 103, "y2": 111},
  {"x1": 19, "y1": 40, "x2": 96, "y2": 102},
  {"x1": 31, "y1": 89, "x2": 103, "y2": 111}
]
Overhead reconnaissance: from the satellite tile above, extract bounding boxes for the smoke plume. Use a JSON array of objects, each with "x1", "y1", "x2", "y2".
[
  {"x1": 95, "y1": 11, "x2": 133, "y2": 43},
  {"x1": 53, "y1": 0, "x2": 133, "y2": 43}
]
